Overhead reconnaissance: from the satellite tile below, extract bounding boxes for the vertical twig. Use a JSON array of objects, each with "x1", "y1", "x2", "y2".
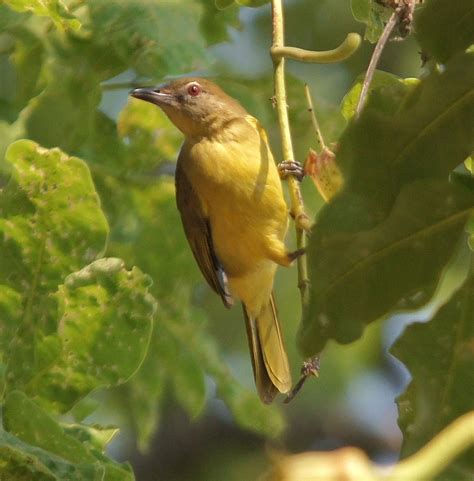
[
  {"x1": 355, "y1": 12, "x2": 398, "y2": 118},
  {"x1": 304, "y1": 84, "x2": 327, "y2": 151},
  {"x1": 271, "y1": 0, "x2": 310, "y2": 306}
]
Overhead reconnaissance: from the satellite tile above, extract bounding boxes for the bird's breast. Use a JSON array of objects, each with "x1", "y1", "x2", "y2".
[{"x1": 179, "y1": 123, "x2": 288, "y2": 276}]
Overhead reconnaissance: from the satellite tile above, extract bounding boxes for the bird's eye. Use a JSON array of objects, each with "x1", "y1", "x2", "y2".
[{"x1": 187, "y1": 83, "x2": 202, "y2": 97}]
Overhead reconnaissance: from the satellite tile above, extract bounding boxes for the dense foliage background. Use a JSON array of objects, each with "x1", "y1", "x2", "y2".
[{"x1": 0, "y1": 0, "x2": 472, "y2": 480}]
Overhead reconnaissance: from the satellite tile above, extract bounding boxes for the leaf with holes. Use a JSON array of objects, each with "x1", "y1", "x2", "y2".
[
  {"x1": 0, "y1": 140, "x2": 108, "y2": 391},
  {"x1": 16, "y1": 258, "x2": 155, "y2": 413}
]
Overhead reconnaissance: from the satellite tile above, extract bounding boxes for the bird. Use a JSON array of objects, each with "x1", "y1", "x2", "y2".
[{"x1": 130, "y1": 78, "x2": 302, "y2": 403}]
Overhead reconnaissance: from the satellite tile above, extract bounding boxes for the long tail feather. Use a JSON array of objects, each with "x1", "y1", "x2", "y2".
[{"x1": 243, "y1": 294, "x2": 292, "y2": 404}]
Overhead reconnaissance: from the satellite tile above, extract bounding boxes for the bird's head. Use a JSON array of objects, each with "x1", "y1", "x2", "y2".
[{"x1": 130, "y1": 77, "x2": 247, "y2": 138}]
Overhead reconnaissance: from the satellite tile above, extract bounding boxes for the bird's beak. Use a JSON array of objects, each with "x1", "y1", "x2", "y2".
[{"x1": 130, "y1": 87, "x2": 175, "y2": 106}]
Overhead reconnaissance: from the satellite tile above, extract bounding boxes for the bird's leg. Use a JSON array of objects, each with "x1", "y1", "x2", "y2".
[
  {"x1": 287, "y1": 247, "x2": 306, "y2": 262},
  {"x1": 284, "y1": 355, "x2": 320, "y2": 403},
  {"x1": 266, "y1": 239, "x2": 306, "y2": 267},
  {"x1": 278, "y1": 160, "x2": 305, "y2": 181}
]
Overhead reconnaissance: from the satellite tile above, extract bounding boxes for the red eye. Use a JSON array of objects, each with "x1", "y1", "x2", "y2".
[{"x1": 187, "y1": 83, "x2": 202, "y2": 96}]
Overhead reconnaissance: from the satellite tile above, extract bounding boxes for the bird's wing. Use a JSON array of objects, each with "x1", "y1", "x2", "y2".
[{"x1": 175, "y1": 163, "x2": 233, "y2": 308}]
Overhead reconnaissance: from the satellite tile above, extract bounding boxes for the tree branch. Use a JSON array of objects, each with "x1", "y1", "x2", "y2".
[
  {"x1": 355, "y1": 12, "x2": 398, "y2": 118},
  {"x1": 271, "y1": 0, "x2": 310, "y2": 306}
]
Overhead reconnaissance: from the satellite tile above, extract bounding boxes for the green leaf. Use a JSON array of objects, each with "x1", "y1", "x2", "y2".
[
  {"x1": 23, "y1": 69, "x2": 102, "y2": 152},
  {"x1": 119, "y1": 334, "x2": 166, "y2": 453},
  {"x1": 0, "y1": 444, "x2": 58, "y2": 481},
  {"x1": 106, "y1": 180, "x2": 206, "y2": 449},
  {"x1": 465, "y1": 157, "x2": 473, "y2": 174},
  {"x1": 2, "y1": 391, "x2": 133, "y2": 481},
  {"x1": 392, "y1": 270, "x2": 474, "y2": 479},
  {"x1": 62, "y1": 424, "x2": 119, "y2": 452},
  {"x1": 415, "y1": 0, "x2": 474, "y2": 63},
  {"x1": 350, "y1": 0, "x2": 391, "y2": 43},
  {"x1": 203, "y1": 344, "x2": 285, "y2": 438},
  {"x1": 0, "y1": 140, "x2": 108, "y2": 390},
  {"x1": 22, "y1": 258, "x2": 155, "y2": 412},
  {"x1": 0, "y1": 431, "x2": 103, "y2": 481},
  {"x1": 2, "y1": 0, "x2": 81, "y2": 30},
  {"x1": 0, "y1": 23, "x2": 44, "y2": 123},
  {"x1": 85, "y1": 0, "x2": 211, "y2": 77},
  {"x1": 0, "y1": 140, "x2": 155, "y2": 414},
  {"x1": 198, "y1": 0, "x2": 240, "y2": 44},
  {"x1": 341, "y1": 70, "x2": 419, "y2": 120},
  {"x1": 351, "y1": 0, "x2": 371, "y2": 23},
  {"x1": 155, "y1": 320, "x2": 207, "y2": 420},
  {"x1": 299, "y1": 51, "x2": 474, "y2": 356},
  {"x1": 168, "y1": 305, "x2": 286, "y2": 438},
  {"x1": 468, "y1": 217, "x2": 474, "y2": 250},
  {"x1": 4, "y1": 391, "x2": 96, "y2": 465},
  {"x1": 0, "y1": 141, "x2": 107, "y2": 288}
]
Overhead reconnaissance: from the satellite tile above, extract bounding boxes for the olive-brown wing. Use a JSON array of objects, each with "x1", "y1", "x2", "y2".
[{"x1": 175, "y1": 165, "x2": 233, "y2": 308}]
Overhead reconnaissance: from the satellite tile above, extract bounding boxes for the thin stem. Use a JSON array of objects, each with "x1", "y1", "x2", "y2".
[
  {"x1": 271, "y1": 0, "x2": 310, "y2": 306},
  {"x1": 385, "y1": 411, "x2": 474, "y2": 481},
  {"x1": 355, "y1": 12, "x2": 398, "y2": 118},
  {"x1": 271, "y1": 33, "x2": 361, "y2": 64},
  {"x1": 304, "y1": 84, "x2": 326, "y2": 151}
]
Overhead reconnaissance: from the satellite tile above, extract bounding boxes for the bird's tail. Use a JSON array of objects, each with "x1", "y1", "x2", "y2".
[{"x1": 243, "y1": 294, "x2": 292, "y2": 404}]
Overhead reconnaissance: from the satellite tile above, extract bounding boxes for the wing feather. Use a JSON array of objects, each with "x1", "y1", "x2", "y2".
[{"x1": 175, "y1": 163, "x2": 233, "y2": 308}]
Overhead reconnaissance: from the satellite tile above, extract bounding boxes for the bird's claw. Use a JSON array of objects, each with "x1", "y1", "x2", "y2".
[{"x1": 278, "y1": 160, "x2": 305, "y2": 182}]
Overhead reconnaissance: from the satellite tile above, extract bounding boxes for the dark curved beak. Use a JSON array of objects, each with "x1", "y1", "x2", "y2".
[{"x1": 130, "y1": 87, "x2": 175, "y2": 106}]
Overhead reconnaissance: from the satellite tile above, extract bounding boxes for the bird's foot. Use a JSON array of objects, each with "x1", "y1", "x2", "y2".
[
  {"x1": 278, "y1": 160, "x2": 305, "y2": 181},
  {"x1": 284, "y1": 355, "x2": 320, "y2": 403},
  {"x1": 287, "y1": 247, "x2": 306, "y2": 263}
]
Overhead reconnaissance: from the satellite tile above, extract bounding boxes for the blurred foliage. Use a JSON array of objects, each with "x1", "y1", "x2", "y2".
[
  {"x1": 2, "y1": 0, "x2": 81, "y2": 30},
  {"x1": 351, "y1": 0, "x2": 392, "y2": 43},
  {"x1": 0, "y1": 140, "x2": 153, "y2": 479},
  {"x1": 392, "y1": 267, "x2": 474, "y2": 479},
  {"x1": 0, "y1": 0, "x2": 473, "y2": 480},
  {"x1": 300, "y1": 51, "x2": 474, "y2": 355},
  {"x1": 414, "y1": 0, "x2": 474, "y2": 63}
]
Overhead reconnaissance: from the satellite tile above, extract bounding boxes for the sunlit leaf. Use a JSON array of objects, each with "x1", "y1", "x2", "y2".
[
  {"x1": 341, "y1": 71, "x2": 418, "y2": 120},
  {"x1": 0, "y1": 139, "x2": 107, "y2": 315},
  {"x1": 0, "y1": 140, "x2": 108, "y2": 388},
  {"x1": 465, "y1": 157, "x2": 473, "y2": 174},
  {"x1": 20, "y1": 258, "x2": 155, "y2": 412},
  {"x1": 2, "y1": 0, "x2": 81, "y2": 30}
]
